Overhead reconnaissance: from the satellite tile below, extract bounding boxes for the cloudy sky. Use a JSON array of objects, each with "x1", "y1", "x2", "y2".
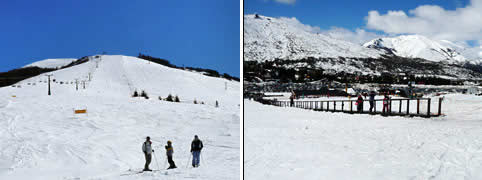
[{"x1": 245, "y1": 0, "x2": 481, "y2": 49}]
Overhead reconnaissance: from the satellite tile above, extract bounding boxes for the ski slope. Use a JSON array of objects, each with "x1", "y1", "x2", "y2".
[
  {"x1": 245, "y1": 94, "x2": 482, "y2": 179},
  {"x1": 0, "y1": 55, "x2": 240, "y2": 179}
]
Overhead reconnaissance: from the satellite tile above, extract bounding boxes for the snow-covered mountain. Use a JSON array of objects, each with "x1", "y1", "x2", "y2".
[
  {"x1": 23, "y1": 58, "x2": 77, "y2": 69},
  {"x1": 243, "y1": 14, "x2": 382, "y2": 62},
  {"x1": 438, "y1": 41, "x2": 482, "y2": 65},
  {"x1": 244, "y1": 14, "x2": 482, "y2": 80},
  {"x1": 0, "y1": 55, "x2": 239, "y2": 179},
  {"x1": 363, "y1": 35, "x2": 466, "y2": 64}
]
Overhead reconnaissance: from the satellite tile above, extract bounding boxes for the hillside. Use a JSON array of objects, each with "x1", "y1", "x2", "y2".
[
  {"x1": 0, "y1": 55, "x2": 240, "y2": 179},
  {"x1": 243, "y1": 14, "x2": 381, "y2": 62}
]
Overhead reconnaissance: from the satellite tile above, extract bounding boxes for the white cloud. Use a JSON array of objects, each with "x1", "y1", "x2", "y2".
[
  {"x1": 273, "y1": 0, "x2": 296, "y2": 5},
  {"x1": 321, "y1": 27, "x2": 383, "y2": 45},
  {"x1": 365, "y1": 0, "x2": 482, "y2": 46},
  {"x1": 278, "y1": 17, "x2": 321, "y2": 33}
]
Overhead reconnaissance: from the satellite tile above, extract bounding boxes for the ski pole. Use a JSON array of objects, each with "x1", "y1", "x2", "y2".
[
  {"x1": 163, "y1": 157, "x2": 167, "y2": 169},
  {"x1": 186, "y1": 153, "x2": 192, "y2": 168},
  {"x1": 153, "y1": 151, "x2": 160, "y2": 170},
  {"x1": 200, "y1": 152, "x2": 205, "y2": 166}
]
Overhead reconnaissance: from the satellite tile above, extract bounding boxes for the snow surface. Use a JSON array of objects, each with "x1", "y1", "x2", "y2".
[
  {"x1": 0, "y1": 55, "x2": 240, "y2": 179},
  {"x1": 244, "y1": 14, "x2": 382, "y2": 62},
  {"x1": 245, "y1": 94, "x2": 482, "y2": 179},
  {"x1": 22, "y1": 58, "x2": 77, "y2": 69},
  {"x1": 363, "y1": 35, "x2": 466, "y2": 64}
]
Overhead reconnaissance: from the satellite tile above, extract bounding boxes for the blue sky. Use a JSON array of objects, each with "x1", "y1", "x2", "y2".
[
  {"x1": 245, "y1": 0, "x2": 481, "y2": 47},
  {"x1": 0, "y1": 0, "x2": 240, "y2": 77}
]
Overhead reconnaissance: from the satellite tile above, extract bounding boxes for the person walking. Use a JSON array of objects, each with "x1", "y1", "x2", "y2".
[
  {"x1": 142, "y1": 136, "x2": 154, "y2": 171},
  {"x1": 190, "y1": 135, "x2": 204, "y2": 167},
  {"x1": 356, "y1": 94, "x2": 364, "y2": 112},
  {"x1": 369, "y1": 91, "x2": 376, "y2": 113},
  {"x1": 165, "y1": 140, "x2": 177, "y2": 169}
]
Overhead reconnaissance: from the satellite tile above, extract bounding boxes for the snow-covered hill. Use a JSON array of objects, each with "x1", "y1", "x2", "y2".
[
  {"x1": 0, "y1": 55, "x2": 240, "y2": 179},
  {"x1": 23, "y1": 58, "x2": 77, "y2": 69},
  {"x1": 243, "y1": 14, "x2": 382, "y2": 62},
  {"x1": 363, "y1": 35, "x2": 466, "y2": 64}
]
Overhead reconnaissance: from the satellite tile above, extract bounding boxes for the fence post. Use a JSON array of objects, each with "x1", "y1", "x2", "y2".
[
  {"x1": 334, "y1": 101, "x2": 336, "y2": 111},
  {"x1": 417, "y1": 99, "x2": 420, "y2": 114},
  {"x1": 406, "y1": 99, "x2": 410, "y2": 115},
  {"x1": 350, "y1": 101, "x2": 353, "y2": 112},
  {"x1": 342, "y1": 101, "x2": 344, "y2": 112},
  {"x1": 374, "y1": 99, "x2": 376, "y2": 113},
  {"x1": 389, "y1": 98, "x2": 392, "y2": 115},
  {"x1": 399, "y1": 99, "x2": 402, "y2": 113},
  {"x1": 427, "y1": 98, "x2": 431, "y2": 116},
  {"x1": 327, "y1": 101, "x2": 330, "y2": 111},
  {"x1": 438, "y1": 98, "x2": 442, "y2": 116}
]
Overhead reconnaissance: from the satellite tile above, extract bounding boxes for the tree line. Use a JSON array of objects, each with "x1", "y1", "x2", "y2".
[{"x1": 138, "y1": 53, "x2": 239, "y2": 81}]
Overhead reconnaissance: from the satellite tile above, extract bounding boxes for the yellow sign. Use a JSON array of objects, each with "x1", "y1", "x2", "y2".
[
  {"x1": 12, "y1": 95, "x2": 16, "y2": 97},
  {"x1": 74, "y1": 109, "x2": 87, "y2": 114}
]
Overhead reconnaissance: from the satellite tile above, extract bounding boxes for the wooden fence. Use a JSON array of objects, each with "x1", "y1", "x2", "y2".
[{"x1": 271, "y1": 97, "x2": 443, "y2": 118}]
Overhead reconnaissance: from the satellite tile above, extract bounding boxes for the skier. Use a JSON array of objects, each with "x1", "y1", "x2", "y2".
[
  {"x1": 142, "y1": 136, "x2": 154, "y2": 171},
  {"x1": 165, "y1": 140, "x2": 177, "y2": 169},
  {"x1": 369, "y1": 91, "x2": 376, "y2": 112},
  {"x1": 382, "y1": 94, "x2": 390, "y2": 114},
  {"x1": 190, "y1": 135, "x2": 204, "y2": 167},
  {"x1": 356, "y1": 94, "x2": 364, "y2": 112}
]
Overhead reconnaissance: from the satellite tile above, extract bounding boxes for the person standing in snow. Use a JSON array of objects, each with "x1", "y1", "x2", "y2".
[
  {"x1": 356, "y1": 94, "x2": 364, "y2": 112},
  {"x1": 191, "y1": 135, "x2": 203, "y2": 167},
  {"x1": 382, "y1": 94, "x2": 390, "y2": 114},
  {"x1": 142, "y1": 136, "x2": 154, "y2": 171},
  {"x1": 369, "y1": 91, "x2": 376, "y2": 113},
  {"x1": 165, "y1": 140, "x2": 177, "y2": 169},
  {"x1": 290, "y1": 91, "x2": 296, "y2": 107}
]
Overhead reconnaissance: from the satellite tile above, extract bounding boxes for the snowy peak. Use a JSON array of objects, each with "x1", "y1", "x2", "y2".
[
  {"x1": 363, "y1": 35, "x2": 466, "y2": 63},
  {"x1": 244, "y1": 14, "x2": 381, "y2": 62},
  {"x1": 23, "y1": 58, "x2": 77, "y2": 69}
]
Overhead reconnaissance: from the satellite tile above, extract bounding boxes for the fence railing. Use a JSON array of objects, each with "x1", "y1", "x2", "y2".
[{"x1": 271, "y1": 97, "x2": 443, "y2": 118}]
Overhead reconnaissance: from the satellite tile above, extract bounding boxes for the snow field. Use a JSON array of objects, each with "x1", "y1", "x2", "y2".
[
  {"x1": 0, "y1": 55, "x2": 240, "y2": 179},
  {"x1": 245, "y1": 94, "x2": 482, "y2": 180}
]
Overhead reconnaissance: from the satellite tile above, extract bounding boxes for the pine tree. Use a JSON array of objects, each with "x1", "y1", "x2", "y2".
[
  {"x1": 174, "y1": 95, "x2": 180, "y2": 102},
  {"x1": 132, "y1": 90, "x2": 139, "y2": 97}
]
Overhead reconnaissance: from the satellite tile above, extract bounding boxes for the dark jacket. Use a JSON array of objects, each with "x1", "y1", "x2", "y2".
[
  {"x1": 191, "y1": 139, "x2": 203, "y2": 152},
  {"x1": 165, "y1": 145, "x2": 174, "y2": 157},
  {"x1": 369, "y1": 93, "x2": 375, "y2": 101},
  {"x1": 357, "y1": 96, "x2": 363, "y2": 104}
]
